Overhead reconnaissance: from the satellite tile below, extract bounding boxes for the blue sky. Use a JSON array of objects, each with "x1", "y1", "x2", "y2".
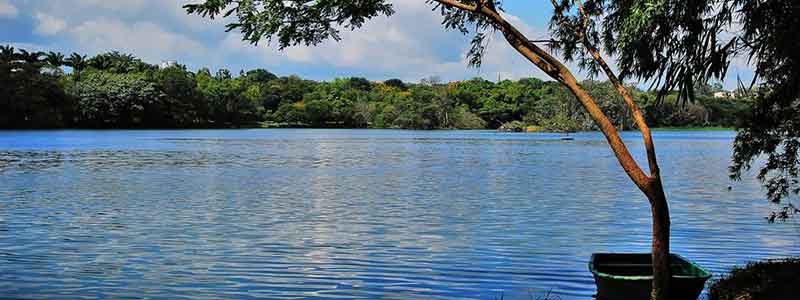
[{"x1": 0, "y1": 0, "x2": 751, "y2": 88}]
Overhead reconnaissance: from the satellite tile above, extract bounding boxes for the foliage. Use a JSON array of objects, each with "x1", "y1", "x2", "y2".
[
  {"x1": 541, "y1": 114, "x2": 581, "y2": 133},
  {"x1": 707, "y1": 258, "x2": 800, "y2": 300},
  {"x1": 71, "y1": 70, "x2": 159, "y2": 127},
  {"x1": 728, "y1": 1, "x2": 799, "y2": 220},
  {"x1": 87, "y1": 51, "x2": 154, "y2": 74},
  {"x1": 148, "y1": 65, "x2": 206, "y2": 127},
  {"x1": 0, "y1": 45, "x2": 72, "y2": 128},
  {"x1": 184, "y1": 0, "x2": 394, "y2": 49},
  {"x1": 1, "y1": 44, "x2": 752, "y2": 131}
]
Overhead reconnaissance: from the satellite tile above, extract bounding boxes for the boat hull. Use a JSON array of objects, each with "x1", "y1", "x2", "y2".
[{"x1": 589, "y1": 253, "x2": 712, "y2": 300}]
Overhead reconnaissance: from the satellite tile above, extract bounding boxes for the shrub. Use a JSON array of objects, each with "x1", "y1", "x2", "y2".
[{"x1": 707, "y1": 258, "x2": 800, "y2": 300}]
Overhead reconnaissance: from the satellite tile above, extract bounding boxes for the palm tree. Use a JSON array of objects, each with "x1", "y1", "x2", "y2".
[
  {"x1": 17, "y1": 49, "x2": 43, "y2": 64},
  {"x1": 65, "y1": 53, "x2": 88, "y2": 72},
  {"x1": 44, "y1": 51, "x2": 65, "y2": 68},
  {"x1": 0, "y1": 45, "x2": 15, "y2": 63},
  {"x1": 88, "y1": 53, "x2": 113, "y2": 70}
]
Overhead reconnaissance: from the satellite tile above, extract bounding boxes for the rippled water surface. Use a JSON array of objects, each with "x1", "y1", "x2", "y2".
[{"x1": 0, "y1": 129, "x2": 797, "y2": 300}]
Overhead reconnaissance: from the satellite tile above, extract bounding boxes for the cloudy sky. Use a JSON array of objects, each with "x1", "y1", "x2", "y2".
[{"x1": 1, "y1": 0, "x2": 751, "y2": 88}]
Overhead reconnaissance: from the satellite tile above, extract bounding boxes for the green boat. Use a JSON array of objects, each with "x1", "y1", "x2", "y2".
[{"x1": 589, "y1": 253, "x2": 712, "y2": 300}]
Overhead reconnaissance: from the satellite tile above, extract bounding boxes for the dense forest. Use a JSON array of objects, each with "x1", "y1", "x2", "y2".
[{"x1": 1, "y1": 45, "x2": 750, "y2": 131}]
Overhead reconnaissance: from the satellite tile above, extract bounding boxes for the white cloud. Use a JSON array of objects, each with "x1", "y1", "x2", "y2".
[
  {"x1": 34, "y1": 12, "x2": 67, "y2": 35},
  {"x1": 12, "y1": 0, "x2": 641, "y2": 85},
  {"x1": 218, "y1": 0, "x2": 478, "y2": 81},
  {"x1": 285, "y1": 46, "x2": 314, "y2": 63},
  {"x1": 0, "y1": 0, "x2": 18, "y2": 18},
  {"x1": 219, "y1": 34, "x2": 283, "y2": 66},
  {"x1": 69, "y1": 0, "x2": 149, "y2": 13},
  {"x1": 469, "y1": 12, "x2": 553, "y2": 81},
  {"x1": 69, "y1": 18, "x2": 207, "y2": 63},
  {"x1": 15, "y1": 0, "x2": 548, "y2": 82},
  {"x1": 232, "y1": 0, "x2": 560, "y2": 82}
]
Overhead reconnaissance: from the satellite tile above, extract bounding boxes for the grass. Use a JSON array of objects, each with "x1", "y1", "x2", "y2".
[{"x1": 707, "y1": 258, "x2": 800, "y2": 300}]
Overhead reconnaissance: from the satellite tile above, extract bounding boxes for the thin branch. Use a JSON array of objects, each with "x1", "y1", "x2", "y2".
[
  {"x1": 430, "y1": 0, "x2": 653, "y2": 192},
  {"x1": 431, "y1": 0, "x2": 478, "y2": 12},
  {"x1": 576, "y1": 1, "x2": 589, "y2": 36},
  {"x1": 549, "y1": 0, "x2": 582, "y2": 39},
  {"x1": 476, "y1": 3, "x2": 652, "y2": 191},
  {"x1": 530, "y1": 39, "x2": 561, "y2": 44},
  {"x1": 574, "y1": 0, "x2": 661, "y2": 179}
]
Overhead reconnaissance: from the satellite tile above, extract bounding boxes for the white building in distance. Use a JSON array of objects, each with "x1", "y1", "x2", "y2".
[
  {"x1": 159, "y1": 60, "x2": 177, "y2": 69},
  {"x1": 713, "y1": 91, "x2": 737, "y2": 99}
]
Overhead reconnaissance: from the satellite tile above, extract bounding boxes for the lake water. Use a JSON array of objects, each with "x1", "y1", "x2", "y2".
[{"x1": 0, "y1": 129, "x2": 797, "y2": 300}]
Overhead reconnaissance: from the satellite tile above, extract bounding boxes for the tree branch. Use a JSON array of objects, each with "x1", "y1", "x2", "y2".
[
  {"x1": 474, "y1": 3, "x2": 652, "y2": 192},
  {"x1": 575, "y1": 1, "x2": 661, "y2": 179},
  {"x1": 530, "y1": 39, "x2": 562, "y2": 45},
  {"x1": 432, "y1": 0, "x2": 653, "y2": 193}
]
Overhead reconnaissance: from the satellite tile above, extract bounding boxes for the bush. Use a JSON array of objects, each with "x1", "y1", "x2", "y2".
[
  {"x1": 498, "y1": 120, "x2": 527, "y2": 132},
  {"x1": 708, "y1": 258, "x2": 800, "y2": 300},
  {"x1": 273, "y1": 102, "x2": 306, "y2": 124},
  {"x1": 541, "y1": 114, "x2": 580, "y2": 132},
  {"x1": 451, "y1": 106, "x2": 487, "y2": 129}
]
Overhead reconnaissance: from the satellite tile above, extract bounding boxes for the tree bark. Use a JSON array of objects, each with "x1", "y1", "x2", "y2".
[
  {"x1": 431, "y1": 1, "x2": 672, "y2": 299},
  {"x1": 648, "y1": 179, "x2": 671, "y2": 300}
]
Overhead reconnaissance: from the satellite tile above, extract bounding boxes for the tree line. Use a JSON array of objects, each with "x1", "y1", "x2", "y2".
[{"x1": 1, "y1": 45, "x2": 749, "y2": 131}]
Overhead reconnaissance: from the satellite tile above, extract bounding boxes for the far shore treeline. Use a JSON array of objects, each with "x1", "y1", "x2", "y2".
[{"x1": 1, "y1": 46, "x2": 750, "y2": 131}]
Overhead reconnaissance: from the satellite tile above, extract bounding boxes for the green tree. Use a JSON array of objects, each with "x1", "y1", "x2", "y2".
[
  {"x1": 43, "y1": 51, "x2": 65, "y2": 74},
  {"x1": 273, "y1": 102, "x2": 306, "y2": 124},
  {"x1": 65, "y1": 53, "x2": 88, "y2": 74},
  {"x1": 72, "y1": 70, "x2": 159, "y2": 127},
  {"x1": 726, "y1": 1, "x2": 800, "y2": 222},
  {"x1": 383, "y1": 78, "x2": 406, "y2": 90},
  {"x1": 304, "y1": 99, "x2": 334, "y2": 126},
  {"x1": 263, "y1": 75, "x2": 315, "y2": 111},
  {"x1": 557, "y1": 0, "x2": 799, "y2": 222},
  {"x1": 242, "y1": 68, "x2": 278, "y2": 84},
  {"x1": 0, "y1": 46, "x2": 71, "y2": 128},
  {"x1": 149, "y1": 65, "x2": 205, "y2": 127},
  {"x1": 87, "y1": 51, "x2": 153, "y2": 73},
  {"x1": 197, "y1": 71, "x2": 252, "y2": 127}
]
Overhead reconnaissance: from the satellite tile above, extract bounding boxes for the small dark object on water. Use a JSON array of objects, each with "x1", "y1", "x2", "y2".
[
  {"x1": 589, "y1": 253, "x2": 711, "y2": 300},
  {"x1": 560, "y1": 137, "x2": 574, "y2": 141}
]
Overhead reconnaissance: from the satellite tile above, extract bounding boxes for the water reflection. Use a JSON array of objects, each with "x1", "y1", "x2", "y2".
[{"x1": 0, "y1": 129, "x2": 797, "y2": 300}]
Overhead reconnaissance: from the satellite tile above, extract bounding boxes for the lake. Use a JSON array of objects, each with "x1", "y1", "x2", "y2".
[{"x1": 0, "y1": 129, "x2": 797, "y2": 300}]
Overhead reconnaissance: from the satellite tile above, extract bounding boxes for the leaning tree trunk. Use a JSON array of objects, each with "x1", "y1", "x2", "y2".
[{"x1": 431, "y1": 1, "x2": 672, "y2": 299}]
